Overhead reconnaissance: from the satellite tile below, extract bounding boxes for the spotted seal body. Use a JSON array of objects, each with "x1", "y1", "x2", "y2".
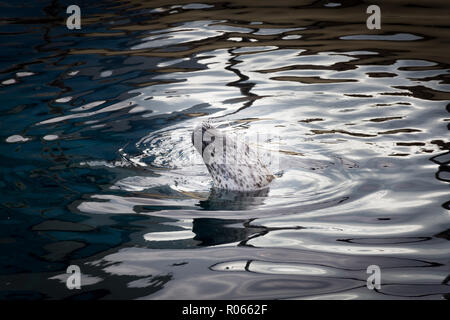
[{"x1": 192, "y1": 122, "x2": 274, "y2": 191}]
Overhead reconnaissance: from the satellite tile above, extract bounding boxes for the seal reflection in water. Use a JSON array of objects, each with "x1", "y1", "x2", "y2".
[
  {"x1": 192, "y1": 121, "x2": 274, "y2": 209},
  {"x1": 199, "y1": 187, "x2": 269, "y2": 210}
]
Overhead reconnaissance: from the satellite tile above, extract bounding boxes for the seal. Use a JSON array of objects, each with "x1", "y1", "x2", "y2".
[{"x1": 192, "y1": 121, "x2": 274, "y2": 191}]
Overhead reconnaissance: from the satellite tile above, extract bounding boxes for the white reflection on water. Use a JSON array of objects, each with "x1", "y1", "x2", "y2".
[
  {"x1": 87, "y1": 245, "x2": 449, "y2": 299},
  {"x1": 341, "y1": 33, "x2": 422, "y2": 41},
  {"x1": 212, "y1": 260, "x2": 329, "y2": 276},
  {"x1": 247, "y1": 229, "x2": 450, "y2": 257},
  {"x1": 144, "y1": 230, "x2": 196, "y2": 241},
  {"x1": 132, "y1": 20, "x2": 253, "y2": 50},
  {"x1": 253, "y1": 27, "x2": 305, "y2": 35},
  {"x1": 77, "y1": 194, "x2": 199, "y2": 215}
]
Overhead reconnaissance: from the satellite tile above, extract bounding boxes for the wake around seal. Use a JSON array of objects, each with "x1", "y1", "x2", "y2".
[{"x1": 192, "y1": 121, "x2": 274, "y2": 192}]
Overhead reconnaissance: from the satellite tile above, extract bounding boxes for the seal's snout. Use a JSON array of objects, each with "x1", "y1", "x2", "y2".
[{"x1": 192, "y1": 121, "x2": 214, "y2": 155}]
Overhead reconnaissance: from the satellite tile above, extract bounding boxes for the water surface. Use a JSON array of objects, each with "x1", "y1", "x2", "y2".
[{"x1": 0, "y1": 0, "x2": 449, "y2": 299}]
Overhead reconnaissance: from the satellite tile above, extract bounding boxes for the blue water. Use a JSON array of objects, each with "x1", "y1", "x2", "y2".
[{"x1": 0, "y1": 1, "x2": 449, "y2": 299}]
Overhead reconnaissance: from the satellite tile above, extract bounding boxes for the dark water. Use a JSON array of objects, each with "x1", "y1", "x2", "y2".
[{"x1": 0, "y1": 0, "x2": 449, "y2": 299}]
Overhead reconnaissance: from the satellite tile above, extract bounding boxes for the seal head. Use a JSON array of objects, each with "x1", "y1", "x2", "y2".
[{"x1": 192, "y1": 122, "x2": 274, "y2": 191}]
